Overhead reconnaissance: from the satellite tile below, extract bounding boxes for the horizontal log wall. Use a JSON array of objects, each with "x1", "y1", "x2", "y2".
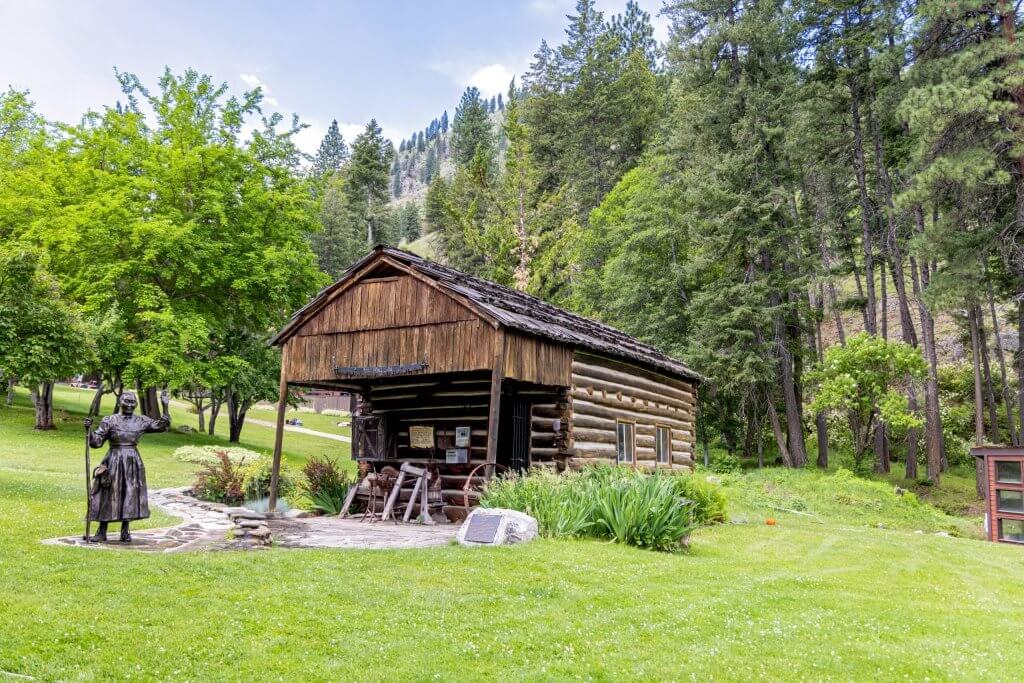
[
  {"x1": 368, "y1": 374, "x2": 492, "y2": 466},
  {"x1": 569, "y1": 352, "x2": 697, "y2": 470},
  {"x1": 530, "y1": 388, "x2": 571, "y2": 466}
]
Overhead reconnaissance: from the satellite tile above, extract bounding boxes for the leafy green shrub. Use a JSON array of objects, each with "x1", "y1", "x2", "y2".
[
  {"x1": 664, "y1": 472, "x2": 728, "y2": 525},
  {"x1": 301, "y1": 456, "x2": 353, "y2": 515},
  {"x1": 708, "y1": 452, "x2": 741, "y2": 474},
  {"x1": 192, "y1": 451, "x2": 245, "y2": 505},
  {"x1": 240, "y1": 457, "x2": 296, "y2": 502},
  {"x1": 174, "y1": 445, "x2": 260, "y2": 467}
]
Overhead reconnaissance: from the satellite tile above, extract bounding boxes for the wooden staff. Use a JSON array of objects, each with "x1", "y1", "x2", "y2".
[{"x1": 83, "y1": 421, "x2": 92, "y2": 540}]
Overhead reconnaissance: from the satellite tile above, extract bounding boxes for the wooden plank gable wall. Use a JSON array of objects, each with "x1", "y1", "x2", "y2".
[{"x1": 282, "y1": 274, "x2": 496, "y2": 383}]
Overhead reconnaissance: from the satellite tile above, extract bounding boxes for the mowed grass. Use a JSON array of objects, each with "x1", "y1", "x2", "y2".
[{"x1": 2, "y1": 390, "x2": 1024, "y2": 680}]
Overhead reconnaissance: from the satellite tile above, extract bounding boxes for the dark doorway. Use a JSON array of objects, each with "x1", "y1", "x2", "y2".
[{"x1": 498, "y1": 395, "x2": 531, "y2": 473}]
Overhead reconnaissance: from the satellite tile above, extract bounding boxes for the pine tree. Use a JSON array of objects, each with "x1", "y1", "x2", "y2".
[
  {"x1": 497, "y1": 93, "x2": 504, "y2": 111},
  {"x1": 311, "y1": 119, "x2": 349, "y2": 178},
  {"x1": 424, "y1": 146, "x2": 438, "y2": 183},
  {"x1": 347, "y1": 119, "x2": 395, "y2": 247},
  {"x1": 441, "y1": 110, "x2": 449, "y2": 133},
  {"x1": 416, "y1": 130, "x2": 426, "y2": 152},
  {"x1": 451, "y1": 86, "x2": 495, "y2": 167}
]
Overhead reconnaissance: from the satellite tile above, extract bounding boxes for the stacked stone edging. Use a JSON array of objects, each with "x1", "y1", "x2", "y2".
[{"x1": 222, "y1": 508, "x2": 273, "y2": 547}]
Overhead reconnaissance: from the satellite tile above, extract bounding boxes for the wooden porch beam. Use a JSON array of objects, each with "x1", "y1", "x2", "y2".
[
  {"x1": 268, "y1": 360, "x2": 290, "y2": 514},
  {"x1": 485, "y1": 331, "x2": 507, "y2": 476}
]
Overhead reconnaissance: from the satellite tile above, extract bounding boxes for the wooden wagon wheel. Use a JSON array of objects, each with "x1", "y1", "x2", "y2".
[{"x1": 460, "y1": 463, "x2": 510, "y2": 508}]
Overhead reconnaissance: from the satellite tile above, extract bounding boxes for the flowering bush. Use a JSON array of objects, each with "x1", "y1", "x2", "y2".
[
  {"x1": 240, "y1": 457, "x2": 296, "y2": 502},
  {"x1": 192, "y1": 452, "x2": 245, "y2": 505},
  {"x1": 301, "y1": 456, "x2": 353, "y2": 514}
]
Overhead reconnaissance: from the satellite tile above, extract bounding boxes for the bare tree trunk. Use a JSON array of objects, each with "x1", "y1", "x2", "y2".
[
  {"x1": 986, "y1": 276, "x2": 1018, "y2": 445},
  {"x1": 976, "y1": 305, "x2": 1001, "y2": 443},
  {"x1": 32, "y1": 381, "x2": 55, "y2": 430},
  {"x1": 208, "y1": 396, "x2": 221, "y2": 436},
  {"x1": 196, "y1": 397, "x2": 206, "y2": 433},
  {"x1": 1019, "y1": 300, "x2": 1024, "y2": 444},
  {"x1": 226, "y1": 389, "x2": 249, "y2": 443},
  {"x1": 850, "y1": 82, "x2": 877, "y2": 336},
  {"x1": 6, "y1": 377, "x2": 15, "y2": 406},
  {"x1": 909, "y1": 246, "x2": 943, "y2": 484},
  {"x1": 969, "y1": 304, "x2": 988, "y2": 497},
  {"x1": 88, "y1": 385, "x2": 107, "y2": 417},
  {"x1": 766, "y1": 401, "x2": 793, "y2": 467}
]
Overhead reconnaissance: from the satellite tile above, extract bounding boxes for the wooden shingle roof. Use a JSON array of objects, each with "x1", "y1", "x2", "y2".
[{"x1": 272, "y1": 246, "x2": 703, "y2": 383}]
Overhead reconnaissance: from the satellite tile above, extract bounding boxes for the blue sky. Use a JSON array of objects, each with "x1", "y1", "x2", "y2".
[{"x1": 0, "y1": 0, "x2": 668, "y2": 154}]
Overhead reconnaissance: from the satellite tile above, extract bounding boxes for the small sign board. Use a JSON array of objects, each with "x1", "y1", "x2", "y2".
[
  {"x1": 445, "y1": 448, "x2": 468, "y2": 464},
  {"x1": 454, "y1": 425, "x2": 471, "y2": 447},
  {"x1": 409, "y1": 425, "x2": 434, "y2": 449},
  {"x1": 463, "y1": 514, "x2": 501, "y2": 544}
]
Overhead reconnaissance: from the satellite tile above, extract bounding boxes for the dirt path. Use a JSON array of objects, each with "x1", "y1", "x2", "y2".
[{"x1": 245, "y1": 416, "x2": 351, "y2": 443}]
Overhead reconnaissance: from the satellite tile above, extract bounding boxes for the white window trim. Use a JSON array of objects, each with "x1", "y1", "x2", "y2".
[
  {"x1": 655, "y1": 425, "x2": 671, "y2": 465},
  {"x1": 616, "y1": 420, "x2": 635, "y2": 464}
]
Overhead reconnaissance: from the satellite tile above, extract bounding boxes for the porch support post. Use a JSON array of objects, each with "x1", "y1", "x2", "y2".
[
  {"x1": 485, "y1": 330, "x2": 506, "y2": 479},
  {"x1": 268, "y1": 355, "x2": 289, "y2": 513}
]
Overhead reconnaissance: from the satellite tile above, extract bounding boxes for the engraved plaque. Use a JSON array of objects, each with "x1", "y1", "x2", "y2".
[{"x1": 464, "y1": 514, "x2": 501, "y2": 544}]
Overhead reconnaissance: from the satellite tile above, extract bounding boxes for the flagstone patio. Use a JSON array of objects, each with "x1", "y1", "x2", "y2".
[{"x1": 43, "y1": 487, "x2": 458, "y2": 552}]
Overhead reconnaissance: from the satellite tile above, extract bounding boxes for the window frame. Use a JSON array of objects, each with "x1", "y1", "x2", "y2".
[
  {"x1": 655, "y1": 424, "x2": 672, "y2": 466},
  {"x1": 615, "y1": 420, "x2": 635, "y2": 465},
  {"x1": 995, "y1": 459, "x2": 1023, "y2": 484},
  {"x1": 996, "y1": 489, "x2": 1024, "y2": 515},
  {"x1": 998, "y1": 517, "x2": 1024, "y2": 544}
]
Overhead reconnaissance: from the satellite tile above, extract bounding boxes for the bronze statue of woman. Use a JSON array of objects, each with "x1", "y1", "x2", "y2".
[{"x1": 83, "y1": 390, "x2": 171, "y2": 543}]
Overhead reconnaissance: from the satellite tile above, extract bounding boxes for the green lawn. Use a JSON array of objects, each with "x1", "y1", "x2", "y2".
[{"x1": 2, "y1": 389, "x2": 1024, "y2": 680}]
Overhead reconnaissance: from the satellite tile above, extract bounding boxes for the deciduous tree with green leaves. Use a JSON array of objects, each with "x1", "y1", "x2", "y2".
[{"x1": 809, "y1": 333, "x2": 927, "y2": 472}]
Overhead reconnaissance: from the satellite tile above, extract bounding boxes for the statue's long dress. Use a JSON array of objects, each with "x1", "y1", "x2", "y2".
[{"x1": 87, "y1": 413, "x2": 169, "y2": 522}]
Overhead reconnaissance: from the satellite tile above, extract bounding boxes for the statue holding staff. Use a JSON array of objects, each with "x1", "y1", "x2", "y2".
[{"x1": 83, "y1": 390, "x2": 170, "y2": 543}]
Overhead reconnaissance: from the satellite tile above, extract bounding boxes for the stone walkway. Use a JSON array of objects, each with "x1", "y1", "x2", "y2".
[{"x1": 43, "y1": 487, "x2": 456, "y2": 552}]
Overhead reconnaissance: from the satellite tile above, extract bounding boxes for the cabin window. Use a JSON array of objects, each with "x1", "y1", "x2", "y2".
[
  {"x1": 996, "y1": 489, "x2": 1024, "y2": 514},
  {"x1": 616, "y1": 421, "x2": 635, "y2": 464},
  {"x1": 655, "y1": 425, "x2": 671, "y2": 465},
  {"x1": 995, "y1": 460, "x2": 1023, "y2": 484},
  {"x1": 998, "y1": 518, "x2": 1024, "y2": 544}
]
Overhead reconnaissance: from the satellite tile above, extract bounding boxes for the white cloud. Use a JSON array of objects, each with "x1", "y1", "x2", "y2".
[
  {"x1": 467, "y1": 64, "x2": 516, "y2": 96},
  {"x1": 239, "y1": 73, "x2": 279, "y2": 107},
  {"x1": 338, "y1": 122, "x2": 364, "y2": 143},
  {"x1": 431, "y1": 60, "x2": 518, "y2": 97}
]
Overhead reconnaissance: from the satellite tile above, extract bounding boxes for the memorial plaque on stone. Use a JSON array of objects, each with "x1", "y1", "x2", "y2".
[{"x1": 463, "y1": 514, "x2": 502, "y2": 544}]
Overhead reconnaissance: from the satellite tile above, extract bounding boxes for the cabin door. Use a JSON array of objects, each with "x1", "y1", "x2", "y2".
[{"x1": 498, "y1": 396, "x2": 531, "y2": 473}]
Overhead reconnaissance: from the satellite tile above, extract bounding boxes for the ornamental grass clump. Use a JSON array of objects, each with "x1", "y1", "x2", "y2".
[
  {"x1": 592, "y1": 474, "x2": 697, "y2": 551},
  {"x1": 481, "y1": 464, "x2": 724, "y2": 551}
]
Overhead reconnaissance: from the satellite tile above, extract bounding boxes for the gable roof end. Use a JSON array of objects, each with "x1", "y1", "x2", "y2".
[{"x1": 272, "y1": 246, "x2": 703, "y2": 384}]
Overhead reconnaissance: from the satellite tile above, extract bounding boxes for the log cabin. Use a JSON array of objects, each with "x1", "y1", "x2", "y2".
[{"x1": 266, "y1": 246, "x2": 703, "y2": 519}]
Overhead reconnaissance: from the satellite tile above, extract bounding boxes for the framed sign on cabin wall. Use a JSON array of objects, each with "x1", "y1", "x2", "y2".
[
  {"x1": 409, "y1": 425, "x2": 434, "y2": 450},
  {"x1": 454, "y1": 426, "x2": 471, "y2": 447}
]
